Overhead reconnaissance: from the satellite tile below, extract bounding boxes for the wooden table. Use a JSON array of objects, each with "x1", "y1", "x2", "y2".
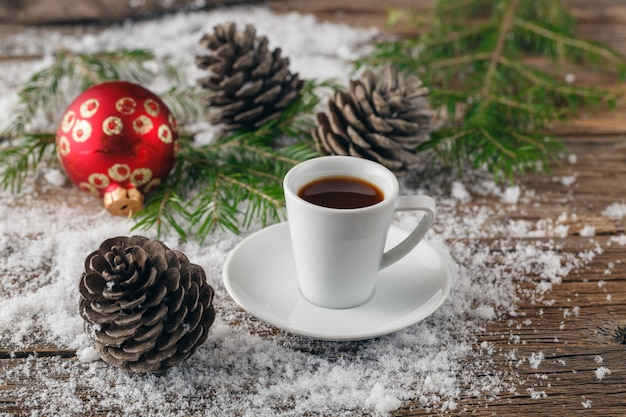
[{"x1": 1, "y1": 1, "x2": 625, "y2": 415}]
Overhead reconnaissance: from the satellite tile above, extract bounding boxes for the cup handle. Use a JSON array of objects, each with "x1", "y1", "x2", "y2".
[{"x1": 380, "y1": 195, "x2": 436, "y2": 270}]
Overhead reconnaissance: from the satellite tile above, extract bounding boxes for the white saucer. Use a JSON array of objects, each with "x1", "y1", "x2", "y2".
[{"x1": 223, "y1": 222, "x2": 452, "y2": 341}]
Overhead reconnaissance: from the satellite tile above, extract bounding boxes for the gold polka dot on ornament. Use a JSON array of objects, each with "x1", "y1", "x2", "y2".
[
  {"x1": 108, "y1": 164, "x2": 131, "y2": 182},
  {"x1": 133, "y1": 115, "x2": 153, "y2": 135},
  {"x1": 79, "y1": 182, "x2": 100, "y2": 197},
  {"x1": 80, "y1": 99, "x2": 100, "y2": 118},
  {"x1": 142, "y1": 178, "x2": 161, "y2": 194},
  {"x1": 88, "y1": 173, "x2": 110, "y2": 189},
  {"x1": 157, "y1": 124, "x2": 173, "y2": 144},
  {"x1": 102, "y1": 116, "x2": 124, "y2": 136},
  {"x1": 116, "y1": 97, "x2": 137, "y2": 115},
  {"x1": 61, "y1": 111, "x2": 76, "y2": 133},
  {"x1": 72, "y1": 120, "x2": 92, "y2": 143},
  {"x1": 57, "y1": 136, "x2": 71, "y2": 157},
  {"x1": 144, "y1": 99, "x2": 160, "y2": 117},
  {"x1": 130, "y1": 168, "x2": 153, "y2": 187}
]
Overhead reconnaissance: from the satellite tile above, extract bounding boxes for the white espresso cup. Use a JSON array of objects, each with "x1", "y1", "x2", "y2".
[{"x1": 283, "y1": 155, "x2": 436, "y2": 309}]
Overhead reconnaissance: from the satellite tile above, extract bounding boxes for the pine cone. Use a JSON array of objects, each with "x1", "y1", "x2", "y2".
[
  {"x1": 312, "y1": 64, "x2": 434, "y2": 177},
  {"x1": 196, "y1": 22, "x2": 304, "y2": 132},
  {"x1": 79, "y1": 236, "x2": 216, "y2": 374}
]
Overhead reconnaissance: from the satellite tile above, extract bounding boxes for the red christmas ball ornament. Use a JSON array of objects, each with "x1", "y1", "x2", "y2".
[{"x1": 55, "y1": 81, "x2": 179, "y2": 217}]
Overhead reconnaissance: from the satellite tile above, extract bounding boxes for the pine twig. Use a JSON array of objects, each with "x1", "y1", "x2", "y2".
[
  {"x1": 1, "y1": 48, "x2": 158, "y2": 142},
  {"x1": 357, "y1": 0, "x2": 626, "y2": 180},
  {"x1": 132, "y1": 80, "x2": 325, "y2": 241},
  {"x1": 0, "y1": 134, "x2": 56, "y2": 192},
  {"x1": 0, "y1": 47, "x2": 206, "y2": 194},
  {"x1": 0, "y1": 46, "x2": 330, "y2": 240},
  {"x1": 513, "y1": 18, "x2": 626, "y2": 71},
  {"x1": 480, "y1": 0, "x2": 520, "y2": 102}
]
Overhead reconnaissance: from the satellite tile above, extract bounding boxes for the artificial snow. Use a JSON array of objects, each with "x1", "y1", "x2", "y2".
[
  {"x1": 76, "y1": 346, "x2": 101, "y2": 363},
  {"x1": 558, "y1": 175, "x2": 577, "y2": 187},
  {"x1": 602, "y1": 202, "x2": 626, "y2": 219},
  {"x1": 595, "y1": 367, "x2": 611, "y2": 380},
  {"x1": 366, "y1": 383, "x2": 403, "y2": 414},
  {"x1": 528, "y1": 352, "x2": 545, "y2": 370},
  {"x1": 610, "y1": 235, "x2": 626, "y2": 245},
  {"x1": 42, "y1": 168, "x2": 67, "y2": 187},
  {"x1": 0, "y1": 4, "x2": 619, "y2": 417},
  {"x1": 500, "y1": 185, "x2": 520, "y2": 204},
  {"x1": 579, "y1": 225, "x2": 596, "y2": 237},
  {"x1": 451, "y1": 181, "x2": 471, "y2": 203}
]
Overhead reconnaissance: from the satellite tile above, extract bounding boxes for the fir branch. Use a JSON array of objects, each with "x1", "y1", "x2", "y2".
[
  {"x1": 480, "y1": 0, "x2": 519, "y2": 101},
  {"x1": 1, "y1": 47, "x2": 158, "y2": 141},
  {"x1": 513, "y1": 18, "x2": 626, "y2": 73},
  {"x1": 67, "y1": 48, "x2": 156, "y2": 86},
  {"x1": 0, "y1": 134, "x2": 56, "y2": 192},
  {"x1": 357, "y1": 0, "x2": 626, "y2": 180},
  {"x1": 498, "y1": 56, "x2": 605, "y2": 99},
  {"x1": 159, "y1": 85, "x2": 206, "y2": 126},
  {"x1": 0, "y1": 47, "x2": 203, "y2": 188},
  {"x1": 480, "y1": 126, "x2": 516, "y2": 159},
  {"x1": 1, "y1": 54, "x2": 72, "y2": 139},
  {"x1": 132, "y1": 80, "x2": 324, "y2": 241},
  {"x1": 133, "y1": 186, "x2": 191, "y2": 241},
  {"x1": 1, "y1": 46, "x2": 330, "y2": 240},
  {"x1": 193, "y1": 174, "x2": 239, "y2": 236}
]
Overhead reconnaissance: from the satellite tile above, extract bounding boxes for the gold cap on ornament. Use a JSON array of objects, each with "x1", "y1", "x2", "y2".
[{"x1": 103, "y1": 187, "x2": 144, "y2": 217}]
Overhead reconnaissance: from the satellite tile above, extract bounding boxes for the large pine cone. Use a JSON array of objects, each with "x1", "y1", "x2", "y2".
[
  {"x1": 79, "y1": 236, "x2": 216, "y2": 374},
  {"x1": 312, "y1": 64, "x2": 434, "y2": 177},
  {"x1": 196, "y1": 22, "x2": 304, "y2": 132}
]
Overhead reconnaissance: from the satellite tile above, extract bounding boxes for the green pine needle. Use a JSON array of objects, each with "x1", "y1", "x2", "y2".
[
  {"x1": 0, "y1": 47, "x2": 200, "y2": 195},
  {"x1": 1, "y1": 48, "x2": 158, "y2": 141},
  {"x1": 0, "y1": 134, "x2": 56, "y2": 192},
  {"x1": 357, "y1": 0, "x2": 626, "y2": 180},
  {"x1": 132, "y1": 80, "x2": 324, "y2": 241}
]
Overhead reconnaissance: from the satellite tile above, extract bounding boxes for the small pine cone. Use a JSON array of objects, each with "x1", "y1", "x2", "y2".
[
  {"x1": 196, "y1": 22, "x2": 304, "y2": 132},
  {"x1": 79, "y1": 236, "x2": 216, "y2": 374},
  {"x1": 312, "y1": 64, "x2": 434, "y2": 177}
]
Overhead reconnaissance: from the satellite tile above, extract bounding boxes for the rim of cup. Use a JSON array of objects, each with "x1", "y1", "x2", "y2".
[{"x1": 283, "y1": 156, "x2": 399, "y2": 212}]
